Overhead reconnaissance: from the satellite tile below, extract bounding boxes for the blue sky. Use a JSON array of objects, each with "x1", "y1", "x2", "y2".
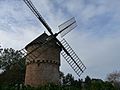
[{"x1": 0, "y1": 0, "x2": 120, "y2": 80}]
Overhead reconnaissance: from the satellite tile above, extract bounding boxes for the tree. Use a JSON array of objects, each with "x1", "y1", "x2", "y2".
[
  {"x1": 107, "y1": 71, "x2": 120, "y2": 82},
  {"x1": 63, "y1": 73, "x2": 74, "y2": 85},
  {"x1": 84, "y1": 76, "x2": 91, "y2": 90},
  {"x1": 0, "y1": 47, "x2": 25, "y2": 85},
  {"x1": 59, "y1": 71, "x2": 64, "y2": 85},
  {"x1": 0, "y1": 48, "x2": 25, "y2": 70},
  {"x1": 85, "y1": 76, "x2": 91, "y2": 84},
  {"x1": 107, "y1": 71, "x2": 120, "y2": 89}
]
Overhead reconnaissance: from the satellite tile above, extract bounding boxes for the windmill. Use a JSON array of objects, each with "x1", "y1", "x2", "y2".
[{"x1": 22, "y1": 0, "x2": 86, "y2": 86}]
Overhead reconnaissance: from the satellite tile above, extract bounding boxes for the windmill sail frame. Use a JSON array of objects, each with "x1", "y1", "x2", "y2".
[
  {"x1": 23, "y1": 0, "x2": 86, "y2": 77},
  {"x1": 58, "y1": 17, "x2": 77, "y2": 37}
]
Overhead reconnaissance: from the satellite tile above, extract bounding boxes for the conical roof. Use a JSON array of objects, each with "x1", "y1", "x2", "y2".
[{"x1": 25, "y1": 32, "x2": 48, "y2": 49}]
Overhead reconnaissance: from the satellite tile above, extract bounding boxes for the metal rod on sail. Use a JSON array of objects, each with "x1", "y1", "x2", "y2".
[
  {"x1": 56, "y1": 21, "x2": 76, "y2": 36},
  {"x1": 23, "y1": 0, "x2": 54, "y2": 35},
  {"x1": 55, "y1": 38, "x2": 84, "y2": 73}
]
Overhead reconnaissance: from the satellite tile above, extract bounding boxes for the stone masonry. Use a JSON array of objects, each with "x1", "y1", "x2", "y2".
[{"x1": 25, "y1": 33, "x2": 61, "y2": 87}]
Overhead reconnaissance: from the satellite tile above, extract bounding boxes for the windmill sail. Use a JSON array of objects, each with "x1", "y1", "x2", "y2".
[
  {"x1": 23, "y1": 0, "x2": 86, "y2": 77},
  {"x1": 58, "y1": 17, "x2": 77, "y2": 37},
  {"x1": 61, "y1": 38, "x2": 86, "y2": 77},
  {"x1": 23, "y1": 0, "x2": 53, "y2": 35}
]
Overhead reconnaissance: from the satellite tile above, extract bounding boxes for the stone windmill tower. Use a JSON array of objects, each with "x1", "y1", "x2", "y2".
[
  {"x1": 23, "y1": 0, "x2": 86, "y2": 87},
  {"x1": 25, "y1": 33, "x2": 61, "y2": 86}
]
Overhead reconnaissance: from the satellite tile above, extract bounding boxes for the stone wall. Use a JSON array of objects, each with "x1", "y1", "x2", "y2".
[{"x1": 25, "y1": 40, "x2": 61, "y2": 87}]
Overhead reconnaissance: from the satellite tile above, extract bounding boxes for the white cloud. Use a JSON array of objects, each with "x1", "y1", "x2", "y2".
[
  {"x1": 63, "y1": 31, "x2": 120, "y2": 79},
  {"x1": 0, "y1": 0, "x2": 120, "y2": 80}
]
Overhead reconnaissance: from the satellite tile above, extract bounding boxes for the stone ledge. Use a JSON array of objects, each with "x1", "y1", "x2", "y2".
[{"x1": 26, "y1": 60, "x2": 60, "y2": 65}]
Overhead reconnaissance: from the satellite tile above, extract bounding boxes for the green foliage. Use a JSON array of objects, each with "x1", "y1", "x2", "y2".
[
  {"x1": 106, "y1": 71, "x2": 120, "y2": 90},
  {"x1": 85, "y1": 76, "x2": 91, "y2": 84},
  {"x1": 0, "y1": 48, "x2": 25, "y2": 70},
  {"x1": 0, "y1": 82, "x2": 116, "y2": 90},
  {"x1": 0, "y1": 47, "x2": 25, "y2": 85},
  {"x1": 63, "y1": 73, "x2": 74, "y2": 85},
  {"x1": 0, "y1": 47, "x2": 117, "y2": 90},
  {"x1": 84, "y1": 78, "x2": 116, "y2": 90},
  {"x1": 62, "y1": 73, "x2": 82, "y2": 89}
]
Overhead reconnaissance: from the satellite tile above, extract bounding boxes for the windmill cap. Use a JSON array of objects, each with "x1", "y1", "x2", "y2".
[{"x1": 25, "y1": 32, "x2": 49, "y2": 50}]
